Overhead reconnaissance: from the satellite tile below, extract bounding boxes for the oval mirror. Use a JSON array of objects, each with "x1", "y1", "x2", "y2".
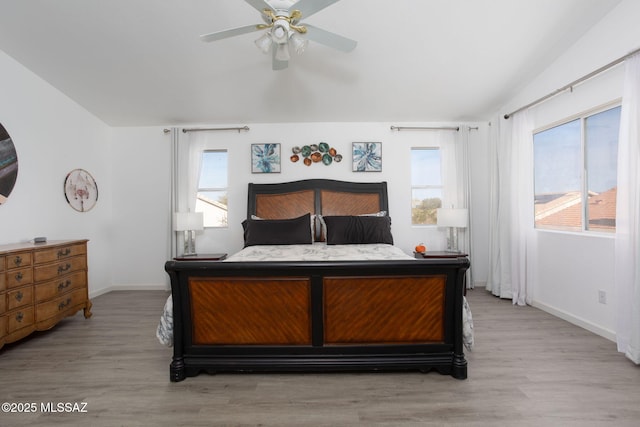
[{"x1": 0, "y1": 122, "x2": 19, "y2": 204}]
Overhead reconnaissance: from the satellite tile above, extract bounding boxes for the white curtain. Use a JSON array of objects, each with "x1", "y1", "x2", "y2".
[
  {"x1": 186, "y1": 132, "x2": 205, "y2": 213},
  {"x1": 169, "y1": 128, "x2": 180, "y2": 258},
  {"x1": 486, "y1": 111, "x2": 535, "y2": 305},
  {"x1": 486, "y1": 116, "x2": 513, "y2": 298},
  {"x1": 510, "y1": 111, "x2": 535, "y2": 306},
  {"x1": 170, "y1": 129, "x2": 206, "y2": 255},
  {"x1": 614, "y1": 52, "x2": 640, "y2": 365},
  {"x1": 441, "y1": 128, "x2": 473, "y2": 288}
]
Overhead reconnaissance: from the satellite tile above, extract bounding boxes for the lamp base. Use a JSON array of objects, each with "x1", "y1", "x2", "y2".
[
  {"x1": 183, "y1": 230, "x2": 197, "y2": 256},
  {"x1": 446, "y1": 227, "x2": 460, "y2": 253}
]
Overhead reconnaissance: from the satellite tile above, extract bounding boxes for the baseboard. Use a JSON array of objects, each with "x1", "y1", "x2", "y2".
[
  {"x1": 531, "y1": 300, "x2": 616, "y2": 342},
  {"x1": 89, "y1": 283, "x2": 170, "y2": 299},
  {"x1": 472, "y1": 281, "x2": 487, "y2": 289}
]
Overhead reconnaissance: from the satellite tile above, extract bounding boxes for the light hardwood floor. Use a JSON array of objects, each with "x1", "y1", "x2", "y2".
[{"x1": 1, "y1": 289, "x2": 639, "y2": 426}]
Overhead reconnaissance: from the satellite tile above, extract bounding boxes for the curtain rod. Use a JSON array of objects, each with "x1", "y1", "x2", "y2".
[
  {"x1": 163, "y1": 126, "x2": 250, "y2": 134},
  {"x1": 504, "y1": 46, "x2": 640, "y2": 119},
  {"x1": 390, "y1": 125, "x2": 460, "y2": 131}
]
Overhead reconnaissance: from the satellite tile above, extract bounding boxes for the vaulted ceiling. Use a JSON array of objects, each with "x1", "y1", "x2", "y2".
[{"x1": 0, "y1": 0, "x2": 621, "y2": 126}]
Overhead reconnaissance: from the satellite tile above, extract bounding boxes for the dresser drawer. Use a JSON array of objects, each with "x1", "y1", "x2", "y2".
[
  {"x1": 7, "y1": 306, "x2": 34, "y2": 334},
  {"x1": 0, "y1": 271, "x2": 5, "y2": 292},
  {"x1": 36, "y1": 288, "x2": 86, "y2": 322},
  {"x1": 6, "y1": 267, "x2": 33, "y2": 288},
  {"x1": 6, "y1": 252, "x2": 32, "y2": 269},
  {"x1": 7, "y1": 286, "x2": 33, "y2": 311},
  {"x1": 34, "y1": 243, "x2": 87, "y2": 265},
  {"x1": 0, "y1": 294, "x2": 6, "y2": 313},
  {"x1": 0, "y1": 255, "x2": 5, "y2": 271},
  {"x1": 33, "y1": 256, "x2": 87, "y2": 282},
  {"x1": 35, "y1": 271, "x2": 87, "y2": 303},
  {"x1": 0, "y1": 315, "x2": 6, "y2": 338}
]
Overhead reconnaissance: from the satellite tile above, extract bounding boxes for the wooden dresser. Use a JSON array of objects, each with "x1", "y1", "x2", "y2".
[{"x1": 0, "y1": 239, "x2": 92, "y2": 349}]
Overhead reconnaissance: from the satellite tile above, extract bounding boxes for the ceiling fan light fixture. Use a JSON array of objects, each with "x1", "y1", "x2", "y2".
[
  {"x1": 254, "y1": 32, "x2": 273, "y2": 54},
  {"x1": 289, "y1": 32, "x2": 308, "y2": 55},
  {"x1": 272, "y1": 21, "x2": 289, "y2": 44},
  {"x1": 275, "y1": 42, "x2": 290, "y2": 61}
]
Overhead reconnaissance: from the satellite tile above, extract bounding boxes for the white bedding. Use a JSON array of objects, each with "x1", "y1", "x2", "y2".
[
  {"x1": 224, "y1": 242, "x2": 414, "y2": 262},
  {"x1": 157, "y1": 243, "x2": 474, "y2": 351}
]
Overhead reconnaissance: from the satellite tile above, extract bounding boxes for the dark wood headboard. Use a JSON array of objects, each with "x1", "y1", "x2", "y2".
[{"x1": 247, "y1": 179, "x2": 389, "y2": 219}]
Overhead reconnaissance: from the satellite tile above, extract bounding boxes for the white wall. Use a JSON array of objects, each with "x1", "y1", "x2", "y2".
[
  {"x1": 0, "y1": 50, "x2": 113, "y2": 297},
  {"x1": 497, "y1": 0, "x2": 640, "y2": 340},
  {"x1": 108, "y1": 122, "x2": 491, "y2": 290},
  {"x1": 108, "y1": 127, "x2": 172, "y2": 291}
]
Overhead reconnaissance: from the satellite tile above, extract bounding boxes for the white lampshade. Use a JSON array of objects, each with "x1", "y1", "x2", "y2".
[
  {"x1": 289, "y1": 33, "x2": 308, "y2": 55},
  {"x1": 174, "y1": 212, "x2": 204, "y2": 231},
  {"x1": 254, "y1": 32, "x2": 272, "y2": 54},
  {"x1": 436, "y1": 208, "x2": 468, "y2": 228}
]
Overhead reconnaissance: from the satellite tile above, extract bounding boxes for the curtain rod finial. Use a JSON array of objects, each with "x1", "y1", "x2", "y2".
[{"x1": 503, "y1": 114, "x2": 510, "y2": 120}]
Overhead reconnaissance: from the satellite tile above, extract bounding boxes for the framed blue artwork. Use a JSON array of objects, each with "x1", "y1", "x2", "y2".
[
  {"x1": 251, "y1": 143, "x2": 281, "y2": 173},
  {"x1": 352, "y1": 142, "x2": 382, "y2": 172}
]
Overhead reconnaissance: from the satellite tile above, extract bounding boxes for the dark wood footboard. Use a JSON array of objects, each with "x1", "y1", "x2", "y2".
[{"x1": 165, "y1": 257, "x2": 469, "y2": 382}]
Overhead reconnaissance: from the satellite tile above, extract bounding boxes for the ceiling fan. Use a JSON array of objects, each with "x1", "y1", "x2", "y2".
[{"x1": 200, "y1": 0, "x2": 357, "y2": 70}]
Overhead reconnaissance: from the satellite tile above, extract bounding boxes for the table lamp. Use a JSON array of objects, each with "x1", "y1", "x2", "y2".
[
  {"x1": 174, "y1": 212, "x2": 204, "y2": 256},
  {"x1": 436, "y1": 208, "x2": 468, "y2": 253}
]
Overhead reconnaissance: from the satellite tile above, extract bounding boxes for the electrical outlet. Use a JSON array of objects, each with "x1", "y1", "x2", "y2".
[{"x1": 598, "y1": 290, "x2": 607, "y2": 304}]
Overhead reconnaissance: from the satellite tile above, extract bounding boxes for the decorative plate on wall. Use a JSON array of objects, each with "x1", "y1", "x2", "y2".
[
  {"x1": 290, "y1": 142, "x2": 342, "y2": 166},
  {"x1": 64, "y1": 168, "x2": 98, "y2": 212},
  {"x1": 0, "y1": 122, "x2": 19, "y2": 205}
]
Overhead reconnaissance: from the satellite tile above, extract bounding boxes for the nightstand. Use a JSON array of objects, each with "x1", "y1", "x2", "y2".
[
  {"x1": 414, "y1": 251, "x2": 468, "y2": 259},
  {"x1": 414, "y1": 251, "x2": 469, "y2": 295},
  {"x1": 174, "y1": 253, "x2": 227, "y2": 261}
]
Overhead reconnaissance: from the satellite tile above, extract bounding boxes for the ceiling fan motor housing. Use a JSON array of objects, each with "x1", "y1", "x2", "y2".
[{"x1": 272, "y1": 19, "x2": 290, "y2": 44}]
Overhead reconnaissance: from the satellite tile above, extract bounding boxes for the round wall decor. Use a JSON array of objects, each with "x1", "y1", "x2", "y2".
[
  {"x1": 0, "y1": 122, "x2": 19, "y2": 205},
  {"x1": 64, "y1": 168, "x2": 98, "y2": 212}
]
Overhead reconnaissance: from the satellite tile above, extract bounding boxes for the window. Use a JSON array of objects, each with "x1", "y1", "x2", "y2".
[
  {"x1": 533, "y1": 105, "x2": 620, "y2": 232},
  {"x1": 196, "y1": 150, "x2": 228, "y2": 227},
  {"x1": 411, "y1": 148, "x2": 442, "y2": 225}
]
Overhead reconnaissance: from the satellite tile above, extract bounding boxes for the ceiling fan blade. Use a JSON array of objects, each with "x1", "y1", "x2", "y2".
[
  {"x1": 293, "y1": 0, "x2": 341, "y2": 19},
  {"x1": 303, "y1": 24, "x2": 357, "y2": 52},
  {"x1": 244, "y1": 0, "x2": 274, "y2": 14},
  {"x1": 272, "y1": 48, "x2": 289, "y2": 70},
  {"x1": 200, "y1": 24, "x2": 262, "y2": 43}
]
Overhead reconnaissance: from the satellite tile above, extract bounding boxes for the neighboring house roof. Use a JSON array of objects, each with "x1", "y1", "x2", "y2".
[
  {"x1": 197, "y1": 194, "x2": 227, "y2": 211},
  {"x1": 534, "y1": 188, "x2": 616, "y2": 231}
]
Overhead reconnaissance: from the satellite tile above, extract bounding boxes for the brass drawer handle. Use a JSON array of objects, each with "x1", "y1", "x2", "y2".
[
  {"x1": 58, "y1": 280, "x2": 72, "y2": 292},
  {"x1": 58, "y1": 263, "x2": 71, "y2": 274},
  {"x1": 15, "y1": 312, "x2": 24, "y2": 322},
  {"x1": 58, "y1": 298, "x2": 72, "y2": 311},
  {"x1": 15, "y1": 272, "x2": 23, "y2": 282},
  {"x1": 15, "y1": 291, "x2": 23, "y2": 302},
  {"x1": 13, "y1": 255, "x2": 22, "y2": 267},
  {"x1": 57, "y1": 248, "x2": 71, "y2": 258}
]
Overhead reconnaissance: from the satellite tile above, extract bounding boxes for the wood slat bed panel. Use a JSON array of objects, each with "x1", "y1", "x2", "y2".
[
  {"x1": 189, "y1": 277, "x2": 312, "y2": 345},
  {"x1": 323, "y1": 276, "x2": 446, "y2": 344},
  {"x1": 320, "y1": 190, "x2": 382, "y2": 216},
  {"x1": 255, "y1": 190, "x2": 315, "y2": 219}
]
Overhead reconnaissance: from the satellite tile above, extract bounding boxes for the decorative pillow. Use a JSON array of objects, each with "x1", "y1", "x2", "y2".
[
  {"x1": 253, "y1": 213, "x2": 317, "y2": 242},
  {"x1": 323, "y1": 215, "x2": 393, "y2": 245},
  {"x1": 315, "y1": 214, "x2": 327, "y2": 242},
  {"x1": 359, "y1": 210, "x2": 387, "y2": 217},
  {"x1": 242, "y1": 213, "x2": 313, "y2": 247}
]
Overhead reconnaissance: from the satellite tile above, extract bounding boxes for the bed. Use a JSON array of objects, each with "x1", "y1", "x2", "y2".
[{"x1": 162, "y1": 179, "x2": 471, "y2": 382}]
